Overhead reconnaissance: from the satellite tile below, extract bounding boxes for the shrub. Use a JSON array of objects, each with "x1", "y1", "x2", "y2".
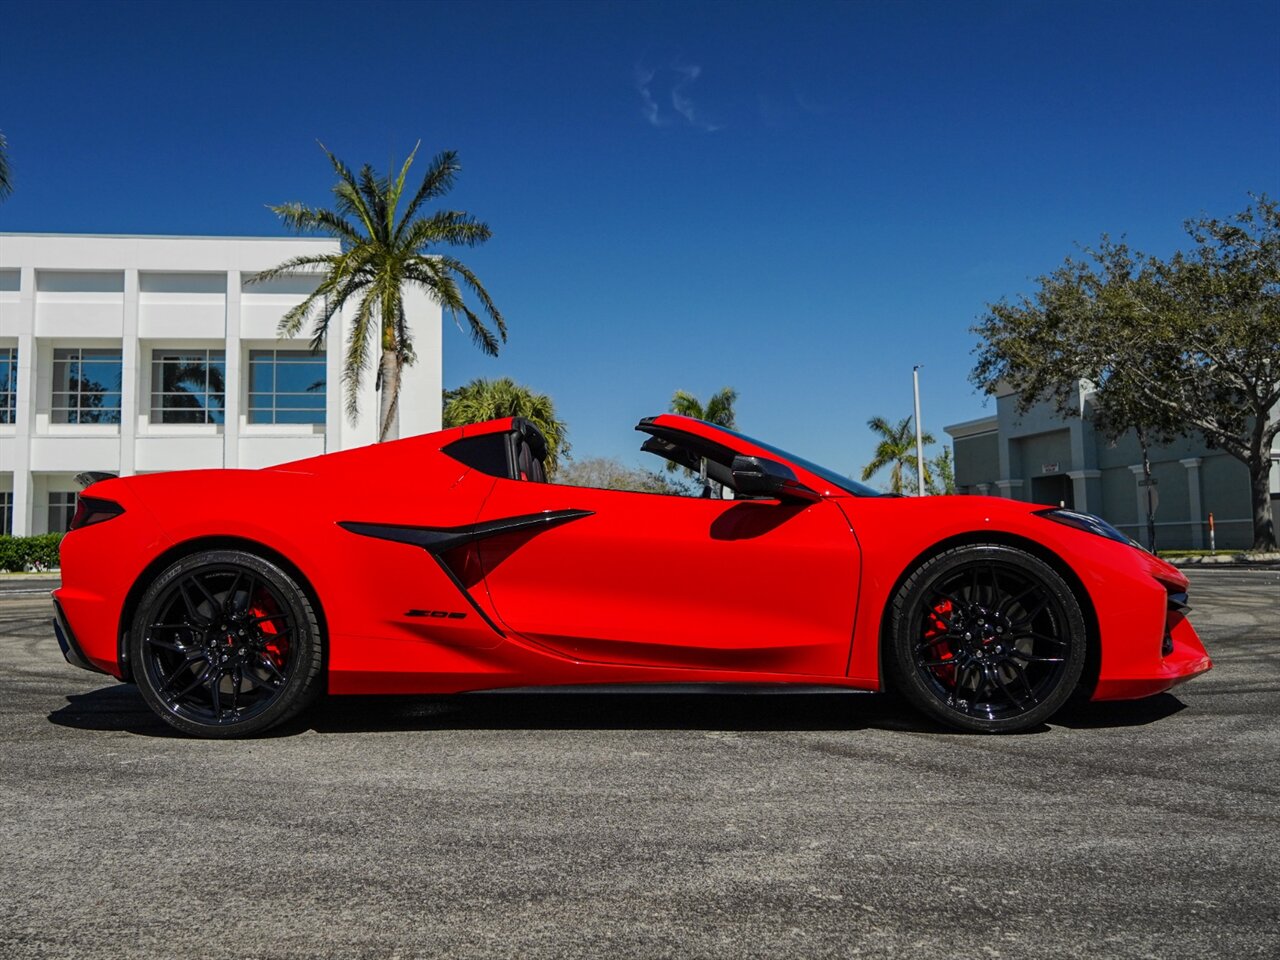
[{"x1": 0, "y1": 533, "x2": 64, "y2": 572}]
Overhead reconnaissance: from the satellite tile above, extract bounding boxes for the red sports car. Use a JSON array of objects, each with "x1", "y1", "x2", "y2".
[{"x1": 52, "y1": 414, "x2": 1211, "y2": 738}]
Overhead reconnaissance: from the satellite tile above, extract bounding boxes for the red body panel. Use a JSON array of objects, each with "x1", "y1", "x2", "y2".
[{"x1": 53, "y1": 415, "x2": 1211, "y2": 703}]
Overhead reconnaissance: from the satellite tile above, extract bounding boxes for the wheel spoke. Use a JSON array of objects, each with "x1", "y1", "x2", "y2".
[
  {"x1": 1007, "y1": 649, "x2": 1064, "y2": 664},
  {"x1": 224, "y1": 570, "x2": 243, "y2": 615},
  {"x1": 238, "y1": 575, "x2": 258, "y2": 616},
  {"x1": 1010, "y1": 596, "x2": 1050, "y2": 627},
  {"x1": 931, "y1": 587, "x2": 965, "y2": 608},
  {"x1": 991, "y1": 663, "x2": 1027, "y2": 709},
  {"x1": 997, "y1": 584, "x2": 1039, "y2": 616},
  {"x1": 1008, "y1": 630, "x2": 1067, "y2": 648},
  {"x1": 177, "y1": 581, "x2": 210, "y2": 626},
  {"x1": 241, "y1": 668, "x2": 279, "y2": 692},
  {"x1": 256, "y1": 653, "x2": 285, "y2": 681},
  {"x1": 918, "y1": 658, "x2": 956, "y2": 669},
  {"x1": 209, "y1": 672, "x2": 222, "y2": 716},
  {"x1": 145, "y1": 635, "x2": 190, "y2": 653},
  {"x1": 1005, "y1": 658, "x2": 1039, "y2": 704},
  {"x1": 187, "y1": 574, "x2": 221, "y2": 615},
  {"x1": 166, "y1": 663, "x2": 213, "y2": 701}
]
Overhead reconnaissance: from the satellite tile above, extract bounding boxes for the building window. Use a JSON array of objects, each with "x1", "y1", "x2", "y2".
[
  {"x1": 248, "y1": 350, "x2": 326, "y2": 425},
  {"x1": 0, "y1": 347, "x2": 16, "y2": 424},
  {"x1": 151, "y1": 349, "x2": 226, "y2": 424},
  {"x1": 48, "y1": 492, "x2": 76, "y2": 533},
  {"x1": 52, "y1": 348, "x2": 123, "y2": 424},
  {"x1": 0, "y1": 492, "x2": 12, "y2": 535}
]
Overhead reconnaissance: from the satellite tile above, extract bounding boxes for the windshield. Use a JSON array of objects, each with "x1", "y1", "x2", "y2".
[{"x1": 701, "y1": 423, "x2": 884, "y2": 497}]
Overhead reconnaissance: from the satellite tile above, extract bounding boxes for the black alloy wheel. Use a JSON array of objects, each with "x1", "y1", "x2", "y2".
[
  {"x1": 889, "y1": 544, "x2": 1086, "y2": 733},
  {"x1": 131, "y1": 550, "x2": 324, "y2": 738}
]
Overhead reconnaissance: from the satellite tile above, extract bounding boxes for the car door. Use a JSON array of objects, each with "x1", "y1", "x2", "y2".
[{"x1": 473, "y1": 478, "x2": 862, "y2": 677}]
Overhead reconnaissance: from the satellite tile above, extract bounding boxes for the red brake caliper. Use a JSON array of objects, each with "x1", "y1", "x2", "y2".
[
  {"x1": 922, "y1": 599, "x2": 956, "y2": 678},
  {"x1": 250, "y1": 594, "x2": 289, "y2": 669}
]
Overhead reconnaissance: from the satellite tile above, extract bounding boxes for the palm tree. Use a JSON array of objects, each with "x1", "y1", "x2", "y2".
[
  {"x1": 253, "y1": 143, "x2": 505, "y2": 442},
  {"x1": 442, "y1": 377, "x2": 569, "y2": 476},
  {"x1": 0, "y1": 132, "x2": 13, "y2": 202},
  {"x1": 860, "y1": 415, "x2": 936, "y2": 494},
  {"x1": 669, "y1": 387, "x2": 737, "y2": 429}
]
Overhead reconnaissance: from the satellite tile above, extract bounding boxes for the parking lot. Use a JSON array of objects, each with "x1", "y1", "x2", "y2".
[{"x1": 1, "y1": 568, "x2": 1276, "y2": 959}]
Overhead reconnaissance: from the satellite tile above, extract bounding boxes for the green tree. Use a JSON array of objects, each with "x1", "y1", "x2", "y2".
[
  {"x1": 443, "y1": 377, "x2": 569, "y2": 476},
  {"x1": 0, "y1": 131, "x2": 12, "y2": 201},
  {"x1": 926, "y1": 445, "x2": 955, "y2": 496},
  {"x1": 669, "y1": 387, "x2": 738, "y2": 429},
  {"x1": 557, "y1": 456, "x2": 693, "y2": 495},
  {"x1": 254, "y1": 143, "x2": 505, "y2": 442},
  {"x1": 860, "y1": 415, "x2": 935, "y2": 495},
  {"x1": 972, "y1": 195, "x2": 1280, "y2": 551}
]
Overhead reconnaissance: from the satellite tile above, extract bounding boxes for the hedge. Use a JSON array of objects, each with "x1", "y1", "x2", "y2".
[{"x1": 0, "y1": 534, "x2": 63, "y2": 572}]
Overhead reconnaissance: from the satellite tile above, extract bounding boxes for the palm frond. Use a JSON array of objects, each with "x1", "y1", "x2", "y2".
[
  {"x1": 669, "y1": 390, "x2": 704, "y2": 419},
  {"x1": 342, "y1": 290, "x2": 379, "y2": 421},
  {"x1": 0, "y1": 131, "x2": 15, "y2": 201},
  {"x1": 397, "y1": 150, "x2": 460, "y2": 236}
]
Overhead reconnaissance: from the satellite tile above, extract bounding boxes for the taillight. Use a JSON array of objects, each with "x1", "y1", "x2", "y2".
[{"x1": 69, "y1": 496, "x2": 125, "y2": 531}]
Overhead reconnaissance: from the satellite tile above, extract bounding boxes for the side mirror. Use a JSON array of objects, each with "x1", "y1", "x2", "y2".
[{"x1": 730, "y1": 455, "x2": 821, "y2": 503}]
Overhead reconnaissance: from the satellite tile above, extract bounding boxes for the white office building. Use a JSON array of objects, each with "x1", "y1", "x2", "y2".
[{"x1": 0, "y1": 234, "x2": 442, "y2": 536}]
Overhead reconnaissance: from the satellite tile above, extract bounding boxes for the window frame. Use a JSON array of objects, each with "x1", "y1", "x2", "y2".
[
  {"x1": 148, "y1": 347, "x2": 227, "y2": 426},
  {"x1": 246, "y1": 348, "x2": 327, "y2": 426},
  {"x1": 50, "y1": 346, "x2": 124, "y2": 425},
  {"x1": 0, "y1": 346, "x2": 16, "y2": 425}
]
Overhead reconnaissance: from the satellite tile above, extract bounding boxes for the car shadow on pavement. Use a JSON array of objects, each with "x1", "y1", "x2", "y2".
[{"x1": 47, "y1": 683, "x2": 1188, "y2": 738}]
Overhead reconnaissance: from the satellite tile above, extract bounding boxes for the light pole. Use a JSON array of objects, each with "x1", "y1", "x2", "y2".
[{"x1": 913, "y1": 364, "x2": 925, "y2": 496}]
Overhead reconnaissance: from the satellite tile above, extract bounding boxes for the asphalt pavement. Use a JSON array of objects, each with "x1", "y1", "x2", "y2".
[{"x1": 1, "y1": 568, "x2": 1276, "y2": 959}]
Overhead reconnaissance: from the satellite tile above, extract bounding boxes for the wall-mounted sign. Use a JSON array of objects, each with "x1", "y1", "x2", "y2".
[{"x1": 1041, "y1": 462, "x2": 1060, "y2": 474}]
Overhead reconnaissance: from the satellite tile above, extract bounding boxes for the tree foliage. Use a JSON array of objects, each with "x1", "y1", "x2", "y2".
[
  {"x1": 442, "y1": 377, "x2": 569, "y2": 476},
  {"x1": 254, "y1": 143, "x2": 505, "y2": 441},
  {"x1": 926, "y1": 445, "x2": 956, "y2": 496},
  {"x1": 861, "y1": 415, "x2": 935, "y2": 495},
  {"x1": 0, "y1": 131, "x2": 12, "y2": 201},
  {"x1": 972, "y1": 195, "x2": 1280, "y2": 550},
  {"x1": 556, "y1": 456, "x2": 694, "y2": 495},
  {"x1": 669, "y1": 387, "x2": 738, "y2": 429}
]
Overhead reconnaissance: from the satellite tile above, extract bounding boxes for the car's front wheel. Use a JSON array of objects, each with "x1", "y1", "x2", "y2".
[
  {"x1": 888, "y1": 544, "x2": 1086, "y2": 733},
  {"x1": 130, "y1": 550, "x2": 324, "y2": 738}
]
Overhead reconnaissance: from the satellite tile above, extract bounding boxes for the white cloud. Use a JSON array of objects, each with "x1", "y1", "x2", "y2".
[{"x1": 635, "y1": 62, "x2": 722, "y2": 132}]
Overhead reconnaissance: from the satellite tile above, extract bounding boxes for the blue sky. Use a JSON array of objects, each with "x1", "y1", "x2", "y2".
[{"x1": 2, "y1": 0, "x2": 1277, "y2": 481}]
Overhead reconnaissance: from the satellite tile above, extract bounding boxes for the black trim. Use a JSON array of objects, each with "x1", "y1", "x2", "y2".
[
  {"x1": 338, "y1": 510, "x2": 593, "y2": 554},
  {"x1": 338, "y1": 510, "x2": 594, "y2": 638},
  {"x1": 75, "y1": 471, "x2": 118, "y2": 489},
  {"x1": 52, "y1": 595, "x2": 104, "y2": 674}
]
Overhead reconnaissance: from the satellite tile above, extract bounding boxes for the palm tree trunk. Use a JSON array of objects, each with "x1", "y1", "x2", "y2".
[{"x1": 378, "y1": 349, "x2": 401, "y2": 442}]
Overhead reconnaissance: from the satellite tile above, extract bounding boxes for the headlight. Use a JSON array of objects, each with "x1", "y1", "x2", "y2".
[{"x1": 1036, "y1": 508, "x2": 1143, "y2": 549}]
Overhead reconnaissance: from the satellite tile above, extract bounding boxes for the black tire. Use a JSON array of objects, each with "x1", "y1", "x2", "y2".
[
  {"x1": 888, "y1": 544, "x2": 1086, "y2": 733},
  {"x1": 129, "y1": 550, "x2": 324, "y2": 738}
]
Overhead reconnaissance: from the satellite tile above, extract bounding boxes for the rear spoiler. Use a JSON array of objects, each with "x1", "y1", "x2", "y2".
[{"x1": 75, "y1": 471, "x2": 118, "y2": 489}]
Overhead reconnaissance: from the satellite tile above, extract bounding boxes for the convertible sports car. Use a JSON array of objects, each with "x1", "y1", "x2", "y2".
[{"x1": 52, "y1": 414, "x2": 1211, "y2": 738}]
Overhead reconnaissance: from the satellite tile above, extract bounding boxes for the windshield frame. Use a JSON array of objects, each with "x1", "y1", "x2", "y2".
[{"x1": 699, "y1": 423, "x2": 884, "y2": 498}]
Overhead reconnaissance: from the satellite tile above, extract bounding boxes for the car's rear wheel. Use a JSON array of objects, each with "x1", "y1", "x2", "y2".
[
  {"x1": 888, "y1": 544, "x2": 1086, "y2": 733},
  {"x1": 130, "y1": 550, "x2": 324, "y2": 738}
]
